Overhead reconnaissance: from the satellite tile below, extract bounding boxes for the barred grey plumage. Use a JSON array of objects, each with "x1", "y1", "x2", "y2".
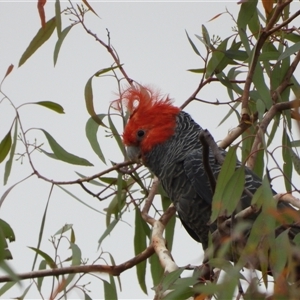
[{"x1": 142, "y1": 111, "x2": 295, "y2": 250}]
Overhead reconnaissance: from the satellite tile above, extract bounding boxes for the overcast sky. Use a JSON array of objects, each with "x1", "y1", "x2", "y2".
[{"x1": 0, "y1": 1, "x2": 299, "y2": 299}]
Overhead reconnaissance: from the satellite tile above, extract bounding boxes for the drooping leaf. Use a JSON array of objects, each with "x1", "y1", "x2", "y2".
[
  {"x1": 70, "y1": 243, "x2": 81, "y2": 266},
  {"x1": 201, "y1": 24, "x2": 211, "y2": 49},
  {"x1": 17, "y1": 283, "x2": 32, "y2": 300},
  {"x1": 85, "y1": 115, "x2": 106, "y2": 164},
  {"x1": 28, "y1": 247, "x2": 57, "y2": 269},
  {"x1": 0, "y1": 131, "x2": 11, "y2": 164},
  {"x1": 185, "y1": 30, "x2": 201, "y2": 56},
  {"x1": 221, "y1": 166, "x2": 245, "y2": 217},
  {"x1": 211, "y1": 146, "x2": 237, "y2": 222},
  {"x1": 161, "y1": 195, "x2": 175, "y2": 251},
  {"x1": 4, "y1": 121, "x2": 18, "y2": 185},
  {"x1": 40, "y1": 129, "x2": 93, "y2": 166},
  {"x1": 53, "y1": 25, "x2": 72, "y2": 66},
  {"x1": 0, "y1": 282, "x2": 16, "y2": 297},
  {"x1": 282, "y1": 129, "x2": 292, "y2": 192},
  {"x1": 55, "y1": 0, "x2": 61, "y2": 37},
  {"x1": 108, "y1": 112, "x2": 126, "y2": 157},
  {"x1": 290, "y1": 148, "x2": 300, "y2": 175},
  {"x1": 102, "y1": 279, "x2": 117, "y2": 300},
  {"x1": 58, "y1": 186, "x2": 104, "y2": 214},
  {"x1": 34, "y1": 101, "x2": 65, "y2": 114},
  {"x1": 98, "y1": 218, "x2": 118, "y2": 247},
  {"x1": 134, "y1": 209, "x2": 147, "y2": 294},
  {"x1": 19, "y1": 17, "x2": 56, "y2": 67},
  {"x1": 37, "y1": 260, "x2": 47, "y2": 291},
  {"x1": 0, "y1": 175, "x2": 32, "y2": 208}
]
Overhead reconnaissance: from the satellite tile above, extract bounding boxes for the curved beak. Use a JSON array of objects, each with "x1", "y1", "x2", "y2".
[{"x1": 126, "y1": 145, "x2": 141, "y2": 162}]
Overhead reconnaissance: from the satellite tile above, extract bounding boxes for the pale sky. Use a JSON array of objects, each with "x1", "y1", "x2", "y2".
[{"x1": 0, "y1": 1, "x2": 299, "y2": 299}]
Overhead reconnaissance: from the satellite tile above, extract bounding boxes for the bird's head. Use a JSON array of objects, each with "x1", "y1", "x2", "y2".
[{"x1": 121, "y1": 86, "x2": 181, "y2": 161}]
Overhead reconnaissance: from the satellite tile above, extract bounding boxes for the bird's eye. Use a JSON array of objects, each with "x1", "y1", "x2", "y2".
[{"x1": 137, "y1": 130, "x2": 145, "y2": 139}]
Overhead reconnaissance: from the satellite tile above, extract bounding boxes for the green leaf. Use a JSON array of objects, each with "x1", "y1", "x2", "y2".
[
  {"x1": 19, "y1": 17, "x2": 56, "y2": 67},
  {"x1": 0, "y1": 282, "x2": 16, "y2": 297},
  {"x1": 134, "y1": 209, "x2": 147, "y2": 294},
  {"x1": 28, "y1": 247, "x2": 57, "y2": 269},
  {"x1": 0, "y1": 219, "x2": 15, "y2": 243},
  {"x1": 55, "y1": 0, "x2": 62, "y2": 38},
  {"x1": 83, "y1": 291, "x2": 93, "y2": 300},
  {"x1": 0, "y1": 175, "x2": 32, "y2": 208},
  {"x1": 185, "y1": 30, "x2": 200, "y2": 56},
  {"x1": 277, "y1": 42, "x2": 300, "y2": 62},
  {"x1": 37, "y1": 260, "x2": 47, "y2": 291},
  {"x1": 4, "y1": 121, "x2": 17, "y2": 185},
  {"x1": 253, "y1": 63, "x2": 272, "y2": 109},
  {"x1": 54, "y1": 25, "x2": 72, "y2": 66},
  {"x1": 221, "y1": 166, "x2": 245, "y2": 216},
  {"x1": 75, "y1": 172, "x2": 105, "y2": 187},
  {"x1": 57, "y1": 186, "x2": 104, "y2": 214},
  {"x1": 70, "y1": 243, "x2": 81, "y2": 265},
  {"x1": 270, "y1": 230, "x2": 290, "y2": 277},
  {"x1": 224, "y1": 49, "x2": 248, "y2": 61},
  {"x1": 282, "y1": 129, "x2": 292, "y2": 192},
  {"x1": 54, "y1": 224, "x2": 73, "y2": 236},
  {"x1": 161, "y1": 195, "x2": 175, "y2": 251},
  {"x1": 102, "y1": 279, "x2": 117, "y2": 300},
  {"x1": 201, "y1": 24, "x2": 211, "y2": 49},
  {"x1": 17, "y1": 282, "x2": 32, "y2": 300},
  {"x1": 150, "y1": 252, "x2": 163, "y2": 287},
  {"x1": 187, "y1": 68, "x2": 205, "y2": 73},
  {"x1": 159, "y1": 268, "x2": 184, "y2": 293},
  {"x1": 40, "y1": 129, "x2": 93, "y2": 166},
  {"x1": 237, "y1": 0, "x2": 258, "y2": 29},
  {"x1": 290, "y1": 148, "x2": 300, "y2": 175},
  {"x1": 0, "y1": 131, "x2": 11, "y2": 164},
  {"x1": 108, "y1": 112, "x2": 126, "y2": 157},
  {"x1": 211, "y1": 146, "x2": 237, "y2": 222},
  {"x1": 98, "y1": 218, "x2": 118, "y2": 247},
  {"x1": 34, "y1": 101, "x2": 65, "y2": 113},
  {"x1": 85, "y1": 115, "x2": 106, "y2": 164}
]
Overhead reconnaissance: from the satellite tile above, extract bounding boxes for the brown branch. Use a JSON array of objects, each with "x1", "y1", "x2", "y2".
[
  {"x1": 240, "y1": 0, "x2": 294, "y2": 123},
  {"x1": 247, "y1": 99, "x2": 300, "y2": 169},
  {"x1": 0, "y1": 244, "x2": 155, "y2": 283}
]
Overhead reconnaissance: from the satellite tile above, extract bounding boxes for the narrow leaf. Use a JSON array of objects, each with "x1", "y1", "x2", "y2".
[
  {"x1": 28, "y1": 247, "x2": 57, "y2": 269},
  {"x1": 84, "y1": 75, "x2": 106, "y2": 126},
  {"x1": 55, "y1": 0, "x2": 61, "y2": 37},
  {"x1": 34, "y1": 101, "x2": 65, "y2": 114},
  {"x1": 53, "y1": 25, "x2": 72, "y2": 66},
  {"x1": 211, "y1": 146, "x2": 237, "y2": 222},
  {"x1": 4, "y1": 121, "x2": 18, "y2": 185},
  {"x1": 134, "y1": 209, "x2": 147, "y2": 294},
  {"x1": 108, "y1": 112, "x2": 126, "y2": 157},
  {"x1": 58, "y1": 186, "x2": 104, "y2": 214},
  {"x1": 85, "y1": 115, "x2": 106, "y2": 164},
  {"x1": 185, "y1": 30, "x2": 200, "y2": 56},
  {"x1": 37, "y1": 260, "x2": 47, "y2": 291},
  {"x1": 40, "y1": 129, "x2": 93, "y2": 166},
  {"x1": 277, "y1": 42, "x2": 300, "y2": 62},
  {"x1": 82, "y1": 0, "x2": 99, "y2": 17},
  {"x1": 290, "y1": 148, "x2": 300, "y2": 175},
  {"x1": 19, "y1": 17, "x2": 56, "y2": 67},
  {"x1": 98, "y1": 218, "x2": 118, "y2": 247},
  {"x1": 0, "y1": 131, "x2": 12, "y2": 164},
  {"x1": 102, "y1": 279, "x2": 117, "y2": 300},
  {"x1": 0, "y1": 282, "x2": 16, "y2": 297},
  {"x1": 70, "y1": 243, "x2": 81, "y2": 265}
]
